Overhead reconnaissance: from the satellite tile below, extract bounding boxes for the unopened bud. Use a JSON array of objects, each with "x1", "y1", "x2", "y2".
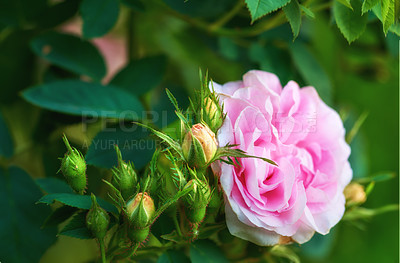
[
  {"x1": 126, "y1": 192, "x2": 155, "y2": 228},
  {"x1": 112, "y1": 145, "x2": 137, "y2": 200},
  {"x1": 183, "y1": 179, "x2": 211, "y2": 223},
  {"x1": 182, "y1": 123, "x2": 218, "y2": 168},
  {"x1": 344, "y1": 183, "x2": 367, "y2": 204},
  {"x1": 86, "y1": 194, "x2": 110, "y2": 240},
  {"x1": 60, "y1": 135, "x2": 87, "y2": 194},
  {"x1": 204, "y1": 97, "x2": 223, "y2": 131}
]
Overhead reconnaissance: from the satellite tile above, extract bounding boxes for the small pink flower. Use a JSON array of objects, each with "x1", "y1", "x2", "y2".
[{"x1": 213, "y1": 70, "x2": 352, "y2": 245}]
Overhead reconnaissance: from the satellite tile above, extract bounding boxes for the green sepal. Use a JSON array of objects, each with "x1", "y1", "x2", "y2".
[{"x1": 86, "y1": 194, "x2": 110, "y2": 240}]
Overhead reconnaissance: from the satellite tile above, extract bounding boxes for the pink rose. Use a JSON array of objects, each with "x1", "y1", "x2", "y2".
[{"x1": 212, "y1": 70, "x2": 352, "y2": 245}]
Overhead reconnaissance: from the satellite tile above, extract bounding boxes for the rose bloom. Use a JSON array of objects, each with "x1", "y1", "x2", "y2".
[{"x1": 212, "y1": 70, "x2": 352, "y2": 245}]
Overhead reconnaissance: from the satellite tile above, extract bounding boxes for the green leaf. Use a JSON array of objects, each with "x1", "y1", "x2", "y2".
[
  {"x1": 334, "y1": 0, "x2": 368, "y2": 43},
  {"x1": 121, "y1": 0, "x2": 145, "y2": 11},
  {"x1": 161, "y1": 230, "x2": 182, "y2": 243},
  {"x1": 42, "y1": 205, "x2": 78, "y2": 228},
  {"x1": 30, "y1": 32, "x2": 106, "y2": 80},
  {"x1": 110, "y1": 56, "x2": 167, "y2": 96},
  {"x1": 245, "y1": 0, "x2": 291, "y2": 22},
  {"x1": 300, "y1": 5, "x2": 315, "y2": 18},
  {"x1": 337, "y1": 0, "x2": 353, "y2": 9},
  {"x1": 59, "y1": 211, "x2": 93, "y2": 239},
  {"x1": 372, "y1": 4, "x2": 400, "y2": 35},
  {"x1": 36, "y1": 177, "x2": 74, "y2": 194},
  {"x1": 381, "y1": 0, "x2": 395, "y2": 34},
  {"x1": 22, "y1": 80, "x2": 144, "y2": 120},
  {"x1": 362, "y1": 0, "x2": 379, "y2": 13},
  {"x1": 158, "y1": 249, "x2": 190, "y2": 263},
  {"x1": 0, "y1": 30, "x2": 35, "y2": 103},
  {"x1": 80, "y1": 0, "x2": 120, "y2": 38},
  {"x1": 0, "y1": 166, "x2": 57, "y2": 263},
  {"x1": 0, "y1": 112, "x2": 13, "y2": 158},
  {"x1": 355, "y1": 172, "x2": 396, "y2": 183},
  {"x1": 289, "y1": 42, "x2": 332, "y2": 104},
  {"x1": 198, "y1": 224, "x2": 226, "y2": 239},
  {"x1": 36, "y1": 0, "x2": 80, "y2": 29},
  {"x1": 190, "y1": 240, "x2": 228, "y2": 263},
  {"x1": 38, "y1": 193, "x2": 118, "y2": 214},
  {"x1": 283, "y1": 0, "x2": 302, "y2": 39},
  {"x1": 85, "y1": 124, "x2": 154, "y2": 169},
  {"x1": 0, "y1": 0, "x2": 47, "y2": 27}
]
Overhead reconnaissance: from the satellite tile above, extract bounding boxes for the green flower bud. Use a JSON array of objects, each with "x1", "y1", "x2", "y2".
[
  {"x1": 182, "y1": 123, "x2": 218, "y2": 168},
  {"x1": 183, "y1": 179, "x2": 211, "y2": 224},
  {"x1": 86, "y1": 194, "x2": 110, "y2": 240},
  {"x1": 128, "y1": 226, "x2": 150, "y2": 243},
  {"x1": 60, "y1": 134, "x2": 87, "y2": 194},
  {"x1": 126, "y1": 192, "x2": 155, "y2": 229},
  {"x1": 204, "y1": 97, "x2": 223, "y2": 131},
  {"x1": 112, "y1": 145, "x2": 137, "y2": 200}
]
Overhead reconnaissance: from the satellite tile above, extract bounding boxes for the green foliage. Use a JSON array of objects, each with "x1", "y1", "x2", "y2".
[
  {"x1": 283, "y1": 0, "x2": 301, "y2": 39},
  {"x1": 362, "y1": 0, "x2": 379, "y2": 14},
  {"x1": 0, "y1": 167, "x2": 57, "y2": 263},
  {"x1": 38, "y1": 193, "x2": 118, "y2": 214},
  {"x1": 36, "y1": 177, "x2": 74, "y2": 194},
  {"x1": 289, "y1": 42, "x2": 332, "y2": 104},
  {"x1": 59, "y1": 211, "x2": 94, "y2": 239},
  {"x1": 85, "y1": 124, "x2": 154, "y2": 169},
  {"x1": 80, "y1": 0, "x2": 120, "y2": 39},
  {"x1": 157, "y1": 249, "x2": 190, "y2": 263},
  {"x1": 30, "y1": 32, "x2": 106, "y2": 80},
  {"x1": 110, "y1": 56, "x2": 167, "y2": 96},
  {"x1": 190, "y1": 240, "x2": 229, "y2": 263},
  {"x1": 0, "y1": 112, "x2": 13, "y2": 158},
  {"x1": 245, "y1": 0, "x2": 291, "y2": 22},
  {"x1": 334, "y1": 0, "x2": 368, "y2": 43},
  {"x1": 22, "y1": 80, "x2": 144, "y2": 119}
]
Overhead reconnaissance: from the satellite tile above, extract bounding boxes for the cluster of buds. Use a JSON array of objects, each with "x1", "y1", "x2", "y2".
[
  {"x1": 112, "y1": 145, "x2": 138, "y2": 201},
  {"x1": 60, "y1": 135, "x2": 87, "y2": 194},
  {"x1": 126, "y1": 192, "x2": 155, "y2": 243}
]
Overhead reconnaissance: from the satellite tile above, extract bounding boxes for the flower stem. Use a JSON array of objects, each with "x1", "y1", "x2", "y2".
[
  {"x1": 99, "y1": 238, "x2": 107, "y2": 263},
  {"x1": 208, "y1": 0, "x2": 244, "y2": 32},
  {"x1": 173, "y1": 214, "x2": 182, "y2": 237}
]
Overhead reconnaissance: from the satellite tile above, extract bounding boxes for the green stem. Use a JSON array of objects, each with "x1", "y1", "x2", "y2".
[
  {"x1": 208, "y1": 0, "x2": 244, "y2": 32},
  {"x1": 99, "y1": 238, "x2": 107, "y2": 263},
  {"x1": 173, "y1": 214, "x2": 183, "y2": 237}
]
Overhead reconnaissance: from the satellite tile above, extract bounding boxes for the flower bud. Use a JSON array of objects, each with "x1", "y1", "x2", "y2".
[
  {"x1": 60, "y1": 135, "x2": 87, "y2": 194},
  {"x1": 86, "y1": 194, "x2": 110, "y2": 240},
  {"x1": 112, "y1": 145, "x2": 137, "y2": 200},
  {"x1": 183, "y1": 179, "x2": 211, "y2": 223},
  {"x1": 182, "y1": 123, "x2": 218, "y2": 168},
  {"x1": 204, "y1": 97, "x2": 223, "y2": 131},
  {"x1": 126, "y1": 192, "x2": 155, "y2": 229},
  {"x1": 344, "y1": 183, "x2": 367, "y2": 204}
]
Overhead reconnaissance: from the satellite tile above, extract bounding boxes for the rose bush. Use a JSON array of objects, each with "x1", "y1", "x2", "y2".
[{"x1": 212, "y1": 70, "x2": 352, "y2": 245}]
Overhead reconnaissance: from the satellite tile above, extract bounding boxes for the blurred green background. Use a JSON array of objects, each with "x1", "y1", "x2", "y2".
[{"x1": 0, "y1": 0, "x2": 398, "y2": 262}]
